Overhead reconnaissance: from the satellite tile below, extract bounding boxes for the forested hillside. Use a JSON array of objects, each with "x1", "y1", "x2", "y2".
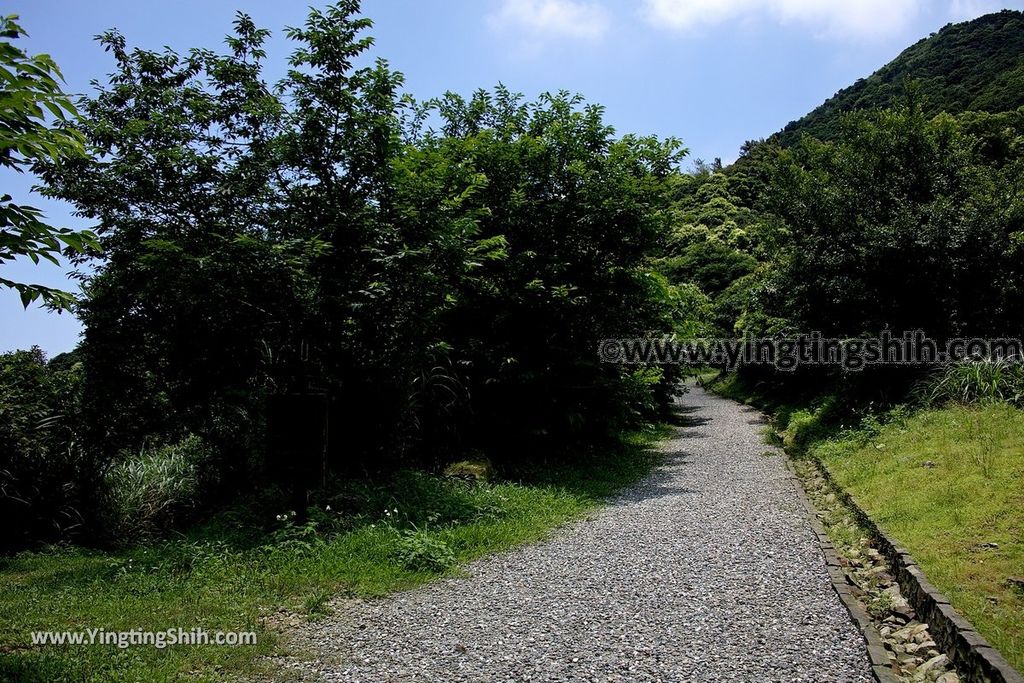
[{"x1": 775, "y1": 9, "x2": 1024, "y2": 145}]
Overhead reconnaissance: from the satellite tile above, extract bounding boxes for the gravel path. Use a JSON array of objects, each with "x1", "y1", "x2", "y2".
[{"x1": 283, "y1": 385, "x2": 873, "y2": 682}]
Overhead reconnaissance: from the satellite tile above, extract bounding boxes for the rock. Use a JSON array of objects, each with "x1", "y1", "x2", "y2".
[
  {"x1": 443, "y1": 457, "x2": 495, "y2": 483},
  {"x1": 1007, "y1": 576, "x2": 1024, "y2": 591},
  {"x1": 882, "y1": 584, "x2": 905, "y2": 599},
  {"x1": 919, "y1": 653, "x2": 949, "y2": 675},
  {"x1": 922, "y1": 460, "x2": 936, "y2": 468},
  {"x1": 846, "y1": 571, "x2": 864, "y2": 586},
  {"x1": 936, "y1": 673, "x2": 961, "y2": 683},
  {"x1": 892, "y1": 606, "x2": 916, "y2": 622},
  {"x1": 873, "y1": 571, "x2": 896, "y2": 585},
  {"x1": 892, "y1": 626, "x2": 914, "y2": 641}
]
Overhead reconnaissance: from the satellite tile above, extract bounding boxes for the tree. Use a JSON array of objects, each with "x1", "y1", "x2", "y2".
[
  {"x1": 760, "y1": 103, "x2": 1024, "y2": 339},
  {"x1": 39, "y1": 2, "x2": 686, "y2": 496},
  {"x1": 415, "y1": 88, "x2": 687, "y2": 442},
  {"x1": 654, "y1": 171, "x2": 780, "y2": 335},
  {"x1": 0, "y1": 14, "x2": 99, "y2": 309}
]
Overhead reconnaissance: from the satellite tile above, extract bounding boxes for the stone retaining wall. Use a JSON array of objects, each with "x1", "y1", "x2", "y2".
[
  {"x1": 784, "y1": 459, "x2": 902, "y2": 683},
  {"x1": 811, "y1": 461, "x2": 1024, "y2": 683}
]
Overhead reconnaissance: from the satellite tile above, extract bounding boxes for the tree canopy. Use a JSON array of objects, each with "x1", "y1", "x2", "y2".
[{"x1": 0, "y1": 14, "x2": 99, "y2": 309}]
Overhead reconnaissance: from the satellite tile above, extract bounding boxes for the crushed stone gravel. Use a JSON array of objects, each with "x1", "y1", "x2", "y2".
[{"x1": 276, "y1": 384, "x2": 874, "y2": 682}]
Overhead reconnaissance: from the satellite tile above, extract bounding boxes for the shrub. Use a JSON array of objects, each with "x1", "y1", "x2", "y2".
[
  {"x1": 443, "y1": 457, "x2": 495, "y2": 483},
  {"x1": 918, "y1": 357, "x2": 1024, "y2": 407},
  {"x1": 391, "y1": 530, "x2": 456, "y2": 572},
  {"x1": 0, "y1": 348, "x2": 96, "y2": 551},
  {"x1": 782, "y1": 410, "x2": 819, "y2": 452},
  {"x1": 782, "y1": 396, "x2": 840, "y2": 453},
  {"x1": 104, "y1": 435, "x2": 214, "y2": 540}
]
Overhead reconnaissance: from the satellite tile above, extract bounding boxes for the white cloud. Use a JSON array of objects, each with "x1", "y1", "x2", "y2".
[
  {"x1": 489, "y1": 0, "x2": 612, "y2": 40},
  {"x1": 642, "y1": 0, "x2": 927, "y2": 40}
]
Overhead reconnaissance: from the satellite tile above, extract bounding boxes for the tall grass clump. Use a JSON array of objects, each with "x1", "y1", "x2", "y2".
[
  {"x1": 917, "y1": 357, "x2": 1024, "y2": 407},
  {"x1": 104, "y1": 435, "x2": 214, "y2": 540}
]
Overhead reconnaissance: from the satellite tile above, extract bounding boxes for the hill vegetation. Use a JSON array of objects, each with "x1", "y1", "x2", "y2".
[{"x1": 775, "y1": 9, "x2": 1024, "y2": 145}]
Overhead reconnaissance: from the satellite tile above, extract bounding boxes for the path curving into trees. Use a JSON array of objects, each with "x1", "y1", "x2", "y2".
[{"x1": 281, "y1": 386, "x2": 873, "y2": 682}]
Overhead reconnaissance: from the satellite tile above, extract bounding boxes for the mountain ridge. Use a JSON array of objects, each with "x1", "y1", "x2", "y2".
[{"x1": 774, "y1": 9, "x2": 1024, "y2": 145}]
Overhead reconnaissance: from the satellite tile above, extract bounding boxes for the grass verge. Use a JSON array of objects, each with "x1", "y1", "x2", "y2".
[
  {"x1": 811, "y1": 403, "x2": 1024, "y2": 672},
  {"x1": 0, "y1": 425, "x2": 668, "y2": 683}
]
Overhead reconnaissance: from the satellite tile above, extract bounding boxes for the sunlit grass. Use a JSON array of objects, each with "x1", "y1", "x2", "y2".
[
  {"x1": 0, "y1": 425, "x2": 667, "y2": 682},
  {"x1": 813, "y1": 402, "x2": 1024, "y2": 671}
]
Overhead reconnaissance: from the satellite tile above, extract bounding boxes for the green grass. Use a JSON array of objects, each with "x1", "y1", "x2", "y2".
[
  {"x1": 705, "y1": 372, "x2": 840, "y2": 451},
  {"x1": 811, "y1": 403, "x2": 1024, "y2": 671},
  {"x1": 0, "y1": 425, "x2": 668, "y2": 682}
]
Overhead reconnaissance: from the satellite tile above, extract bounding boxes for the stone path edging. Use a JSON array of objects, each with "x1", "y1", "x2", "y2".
[
  {"x1": 809, "y1": 459, "x2": 1024, "y2": 683},
  {"x1": 782, "y1": 458, "x2": 902, "y2": 683}
]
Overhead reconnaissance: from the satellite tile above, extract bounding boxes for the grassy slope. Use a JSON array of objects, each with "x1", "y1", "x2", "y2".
[
  {"x1": 813, "y1": 404, "x2": 1024, "y2": 671},
  {"x1": 0, "y1": 426, "x2": 667, "y2": 683}
]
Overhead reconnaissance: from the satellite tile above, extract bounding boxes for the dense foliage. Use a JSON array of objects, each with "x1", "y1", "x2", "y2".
[
  {"x1": 776, "y1": 10, "x2": 1024, "y2": 146},
  {"x1": 653, "y1": 170, "x2": 778, "y2": 334},
  {"x1": 756, "y1": 104, "x2": 1024, "y2": 338},
  {"x1": 1, "y1": 3, "x2": 689, "y2": 549},
  {"x1": 0, "y1": 347, "x2": 94, "y2": 548},
  {"x1": 5, "y1": 4, "x2": 1024, "y2": 551}
]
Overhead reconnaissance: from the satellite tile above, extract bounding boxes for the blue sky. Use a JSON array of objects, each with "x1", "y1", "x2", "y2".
[{"x1": 3, "y1": 0, "x2": 1023, "y2": 355}]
